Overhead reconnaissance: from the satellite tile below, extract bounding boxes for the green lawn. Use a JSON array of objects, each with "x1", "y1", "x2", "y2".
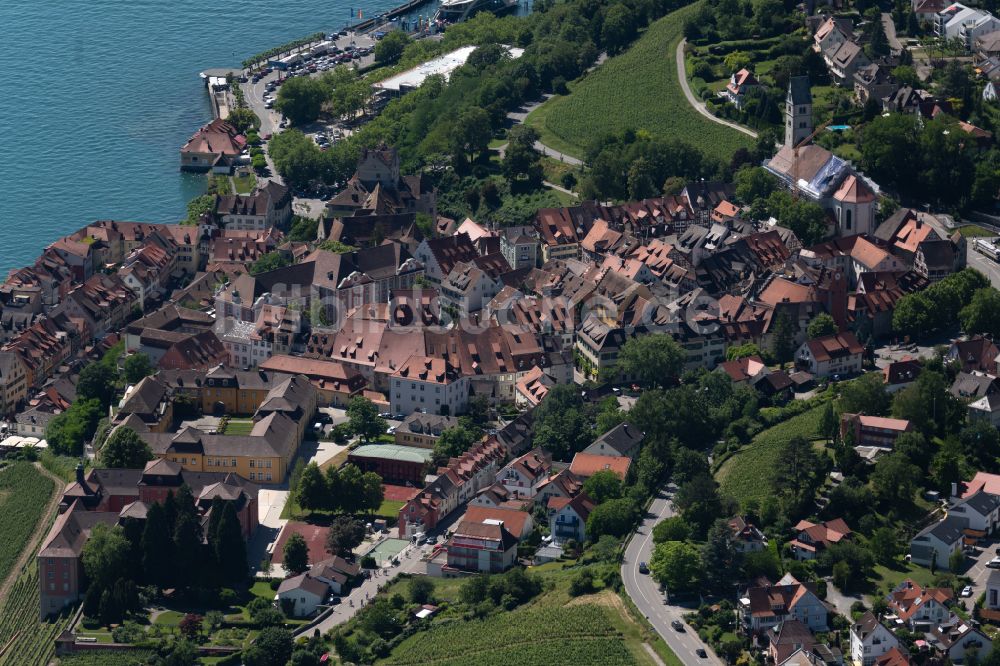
[
  {"x1": 715, "y1": 406, "x2": 826, "y2": 505},
  {"x1": 376, "y1": 499, "x2": 404, "y2": 519},
  {"x1": 153, "y1": 610, "x2": 184, "y2": 627},
  {"x1": 221, "y1": 418, "x2": 255, "y2": 435},
  {"x1": 528, "y1": 1, "x2": 754, "y2": 163},
  {"x1": 233, "y1": 173, "x2": 257, "y2": 194},
  {"x1": 957, "y1": 224, "x2": 995, "y2": 237}
]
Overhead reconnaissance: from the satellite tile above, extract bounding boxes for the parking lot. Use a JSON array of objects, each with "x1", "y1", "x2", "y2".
[{"x1": 963, "y1": 539, "x2": 1000, "y2": 606}]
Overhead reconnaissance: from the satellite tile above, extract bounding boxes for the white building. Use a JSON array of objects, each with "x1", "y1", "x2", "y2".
[
  {"x1": 910, "y1": 515, "x2": 967, "y2": 570},
  {"x1": 850, "y1": 612, "x2": 899, "y2": 666},
  {"x1": 390, "y1": 355, "x2": 469, "y2": 417},
  {"x1": 275, "y1": 573, "x2": 328, "y2": 617}
]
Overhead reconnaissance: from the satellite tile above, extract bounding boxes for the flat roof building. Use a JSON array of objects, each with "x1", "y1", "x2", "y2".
[{"x1": 373, "y1": 45, "x2": 525, "y2": 95}]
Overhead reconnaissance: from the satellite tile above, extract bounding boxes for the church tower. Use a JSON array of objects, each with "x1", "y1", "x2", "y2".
[{"x1": 785, "y1": 76, "x2": 813, "y2": 148}]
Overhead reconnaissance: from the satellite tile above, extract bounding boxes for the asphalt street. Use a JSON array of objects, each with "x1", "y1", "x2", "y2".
[{"x1": 621, "y1": 485, "x2": 723, "y2": 666}]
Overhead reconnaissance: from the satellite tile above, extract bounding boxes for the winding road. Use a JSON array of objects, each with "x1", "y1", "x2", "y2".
[
  {"x1": 674, "y1": 39, "x2": 758, "y2": 140},
  {"x1": 622, "y1": 485, "x2": 722, "y2": 666}
]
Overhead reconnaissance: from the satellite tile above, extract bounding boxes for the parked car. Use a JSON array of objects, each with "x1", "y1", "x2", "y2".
[
  {"x1": 327, "y1": 595, "x2": 341, "y2": 605},
  {"x1": 671, "y1": 620, "x2": 684, "y2": 632},
  {"x1": 987, "y1": 557, "x2": 1000, "y2": 568},
  {"x1": 427, "y1": 535, "x2": 438, "y2": 545},
  {"x1": 962, "y1": 586, "x2": 973, "y2": 597}
]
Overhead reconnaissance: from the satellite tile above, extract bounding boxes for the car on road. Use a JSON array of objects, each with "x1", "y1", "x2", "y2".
[
  {"x1": 638, "y1": 562, "x2": 649, "y2": 574},
  {"x1": 427, "y1": 535, "x2": 438, "y2": 545},
  {"x1": 962, "y1": 585, "x2": 973, "y2": 597},
  {"x1": 671, "y1": 620, "x2": 684, "y2": 632},
  {"x1": 696, "y1": 649, "x2": 708, "y2": 658},
  {"x1": 988, "y1": 557, "x2": 1000, "y2": 568}
]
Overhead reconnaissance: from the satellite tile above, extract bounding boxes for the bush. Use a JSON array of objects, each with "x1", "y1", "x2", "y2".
[
  {"x1": 568, "y1": 570, "x2": 596, "y2": 597},
  {"x1": 693, "y1": 61, "x2": 714, "y2": 80}
]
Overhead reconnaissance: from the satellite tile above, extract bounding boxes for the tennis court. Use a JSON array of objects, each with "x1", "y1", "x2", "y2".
[{"x1": 364, "y1": 537, "x2": 409, "y2": 564}]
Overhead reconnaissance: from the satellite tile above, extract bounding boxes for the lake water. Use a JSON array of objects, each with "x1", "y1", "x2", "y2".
[{"x1": 0, "y1": 0, "x2": 444, "y2": 275}]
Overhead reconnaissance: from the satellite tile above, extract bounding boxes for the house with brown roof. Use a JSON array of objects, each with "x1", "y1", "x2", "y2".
[
  {"x1": 498, "y1": 449, "x2": 551, "y2": 499},
  {"x1": 213, "y1": 181, "x2": 291, "y2": 231},
  {"x1": 947, "y1": 336, "x2": 1000, "y2": 374},
  {"x1": 724, "y1": 69, "x2": 761, "y2": 109},
  {"x1": 258, "y1": 354, "x2": 366, "y2": 407},
  {"x1": 180, "y1": 118, "x2": 246, "y2": 173},
  {"x1": 550, "y1": 492, "x2": 596, "y2": 543},
  {"x1": 569, "y1": 452, "x2": 632, "y2": 480},
  {"x1": 738, "y1": 573, "x2": 828, "y2": 634},
  {"x1": 414, "y1": 233, "x2": 480, "y2": 285},
  {"x1": 443, "y1": 516, "x2": 519, "y2": 573},
  {"x1": 882, "y1": 357, "x2": 922, "y2": 393},
  {"x1": 390, "y1": 355, "x2": 468, "y2": 417},
  {"x1": 826, "y1": 40, "x2": 871, "y2": 87},
  {"x1": 790, "y1": 518, "x2": 852, "y2": 560},
  {"x1": 887, "y1": 579, "x2": 953, "y2": 630},
  {"x1": 795, "y1": 332, "x2": 864, "y2": 377},
  {"x1": 840, "y1": 414, "x2": 913, "y2": 451},
  {"x1": 729, "y1": 516, "x2": 769, "y2": 553},
  {"x1": 55, "y1": 273, "x2": 138, "y2": 337},
  {"x1": 398, "y1": 436, "x2": 506, "y2": 537},
  {"x1": 393, "y1": 412, "x2": 459, "y2": 448},
  {"x1": 276, "y1": 573, "x2": 329, "y2": 617},
  {"x1": 769, "y1": 620, "x2": 818, "y2": 666},
  {"x1": 717, "y1": 355, "x2": 770, "y2": 386}
]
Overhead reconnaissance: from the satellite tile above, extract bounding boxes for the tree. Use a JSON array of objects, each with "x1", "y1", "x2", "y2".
[
  {"x1": 82, "y1": 524, "x2": 131, "y2": 594},
  {"x1": 432, "y1": 425, "x2": 478, "y2": 466},
  {"x1": 674, "y1": 474, "x2": 724, "y2": 538},
  {"x1": 347, "y1": 397, "x2": 387, "y2": 443},
  {"x1": 275, "y1": 77, "x2": 327, "y2": 126},
  {"x1": 701, "y1": 519, "x2": 740, "y2": 591},
  {"x1": 807, "y1": 313, "x2": 837, "y2": 339},
  {"x1": 839, "y1": 372, "x2": 891, "y2": 417},
  {"x1": 179, "y1": 613, "x2": 202, "y2": 640},
  {"x1": 583, "y1": 470, "x2": 623, "y2": 504},
  {"x1": 409, "y1": 577, "x2": 435, "y2": 604},
  {"x1": 617, "y1": 334, "x2": 685, "y2": 389},
  {"x1": 226, "y1": 107, "x2": 259, "y2": 134},
  {"x1": 244, "y1": 627, "x2": 294, "y2": 666},
  {"x1": 213, "y1": 502, "x2": 247, "y2": 585},
  {"x1": 586, "y1": 497, "x2": 637, "y2": 540},
  {"x1": 173, "y1": 513, "x2": 203, "y2": 588},
  {"x1": 892, "y1": 370, "x2": 962, "y2": 435},
  {"x1": 726, "y1": 343, "x2": 762, "y2": 361},
  {"x1": 100, "y1": 426, "x2": 153, "y2": 468},
  {"x1": 653, "y1": 516, "x2": 691, "y2": 543},
  {"x1": 451, "y1": 106, "x2": 492, "y2": 164},
  {"x1": 724, "y1": 51, "x2": 752, "y2": 72},
  {"x1": 123, "y1": 353, "x2": 154, "y2": 384},
  {"x1": 296, "y1": 462, "x2": 328, "y2": 511},
  {"x1": 865, "y1": 16, "x2": 890, "y2": 58},
  {"x1": 375, "y1": 30, "x2": 410, "y2": 65},
  {"x1": 650, "y1": 541, "x2": 703, "y2": 593},
  {"x1": 960, "y1": 288, "x2": 1000, "y2": 339},
  {"x1": 870, "y1": 453, "x2": 920, "y2": 509},
  {"x1": 77, "y1": 362, "x2": 118, "y2": 408},
  {"x1": 249, "y1": 251, "x2": 292, "y2": 276},
  {"x1": 602, "y1": 3, "x2": 635, "y2": 54},
  {"x1": 869, "y1": 526, "x2": 901, "y2": 565},
  {"x1": 770, "y1": 311, "x2": 796, "y2": 365},
  {"x1": 820, "y1": 401, "x2": 839, "y2": 443},
  {"x1": 142, "y1": 501, "x2": 174, "y2": 588},
  {"x1": 502, "y1": 125, "x2": 543, "y2": 190},
  {"x1": 360, "y1": 471, "x2": 385, "y2": 515},
  {"x1": 326, "y1": 516, "x2": 366, "y2": 556},
  {"x1": 283, "y1": 533, "x2": 309, "y2": 575},
  {"x1": 184, "y1": 194, "x2": 215, "y2": 226}
]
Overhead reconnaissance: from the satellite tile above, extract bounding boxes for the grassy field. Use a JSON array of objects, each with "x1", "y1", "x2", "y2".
[
  {"x1": 233, "y1": 173, "x2": 257, "y2": 194},
  {"x1": 376, "y1": 499, "x2": 404, "y2": 518},
  {"x1": 527, "y1": 1, "x2": 754, "y2": 163},
  {"x1": 715, "y1": 406, "x2": 826, "y2": 505},
  {"x1": 55, "y1": 650, "x2": 157, "y2": 665},
  {"x1": 0, "y1": 462, "x2": 56, "y2": 586}
]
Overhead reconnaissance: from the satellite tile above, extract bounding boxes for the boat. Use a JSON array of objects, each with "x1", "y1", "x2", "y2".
[{"x1": 433, "y1": 0, "x2": 517, "y2": 24}]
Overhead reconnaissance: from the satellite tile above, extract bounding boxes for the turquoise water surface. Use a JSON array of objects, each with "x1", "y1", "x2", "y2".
[{"x1": 0, "y1": 0, "x2": 435, "y2": 275}]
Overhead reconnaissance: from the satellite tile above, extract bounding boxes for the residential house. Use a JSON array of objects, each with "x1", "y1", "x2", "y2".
[
  {"x1": 276, "y1": 574, "x2": 328, "y2": 617},
  {"x1": 444, "y1": 517, "x2": 519, "y2": 574},
  {"x1": 180, "y1": 118, "x2": 246, "y2": 172},
  {"x1": 738, "y1": 573, "x2": 828, "y2": 634},
  {"x1": 393, "y1": 413, "x2": 459, "y2": 448},
  {"x1": 257, "y1": 355, "x2": 367, "y2": 407},
  {"x1": 910, "y1": 515, "x2": 967, "y2": 569},
  {"x1": 729, "y1": 516, "x2": 769, "y2": 553},
  {"x1": 390, "y1": 355, "x2": 468, "y2": 417},
  {"x1": 928, "y1": 614, "x2": 992, "y2": 662},
  {"x1": 550, "y1": 492, "x2": 596, "y2": 543},
  {"x1": 935, "y1": 4, "x2": 1000, "y2": 48},
  {"x1": 581, "y1": 422, "x2": 644, "y2": 460},
  {"x1": 790, "y1": 518, "x2": 852, "y2": 560},
  {"x1": 795, "y1": 332, "x2": 864, "y2": 377},
  {"x1": 840, "y1": 414, "x2": 913, "y2": 450},
  {"x1": 947, "y1": 336, "x2": 1000, "y2": 374},
  {"x1": 854, "y1": 64, "x2": 898, "y2": 105},
  {"x1": 950, "y1": 490, "x2": 1000, "y2": 534},
  {"x1": 213, "y1": 181, "x2": 292, "y2": 231},
  {"x1": 814, "y1": 17, "x2": 852, "y2": 55},
  {"x1": 413, "y1": 233, "x2": 479, "y2": 285},
  {"x1": 970, "y1": 393, "x2": 1000, "y2": 426},
  {"x1": 500, "y1": 226, "x2": 539, "y2": 269},
  {"x1": 887, "y1": 579, "x2": 953, "y2": 630},
  {"x1": 0, "y1": 351, "x2": 29, "y2": 418},
  {"x1": 497, "y1": 449, "x2": 551, "y2": 499},
  {"x1": 851, "y1": 612, "x2": 899, "y2": 666},
  {"x1": 717, "y1": 355, "x2": 770, "y2": 386},
  {"x1": 882, "y1": 358, "x2": 922, "y2": 394},
  {"x1": 463, "y1": 505, "x2": 533, "y2": 540},
  {"x1": 569, "y1": 452, "x2": 632, "y2": 480},
  {"x1": 826, "y1": 41, "x2": 872, "y2": 87},
  {"x1": 724, "y1": 69, "x2": 761, "y2": 109},
  {"x1": 770, "y1": 620, "x2": 818, "y2": 666}
]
